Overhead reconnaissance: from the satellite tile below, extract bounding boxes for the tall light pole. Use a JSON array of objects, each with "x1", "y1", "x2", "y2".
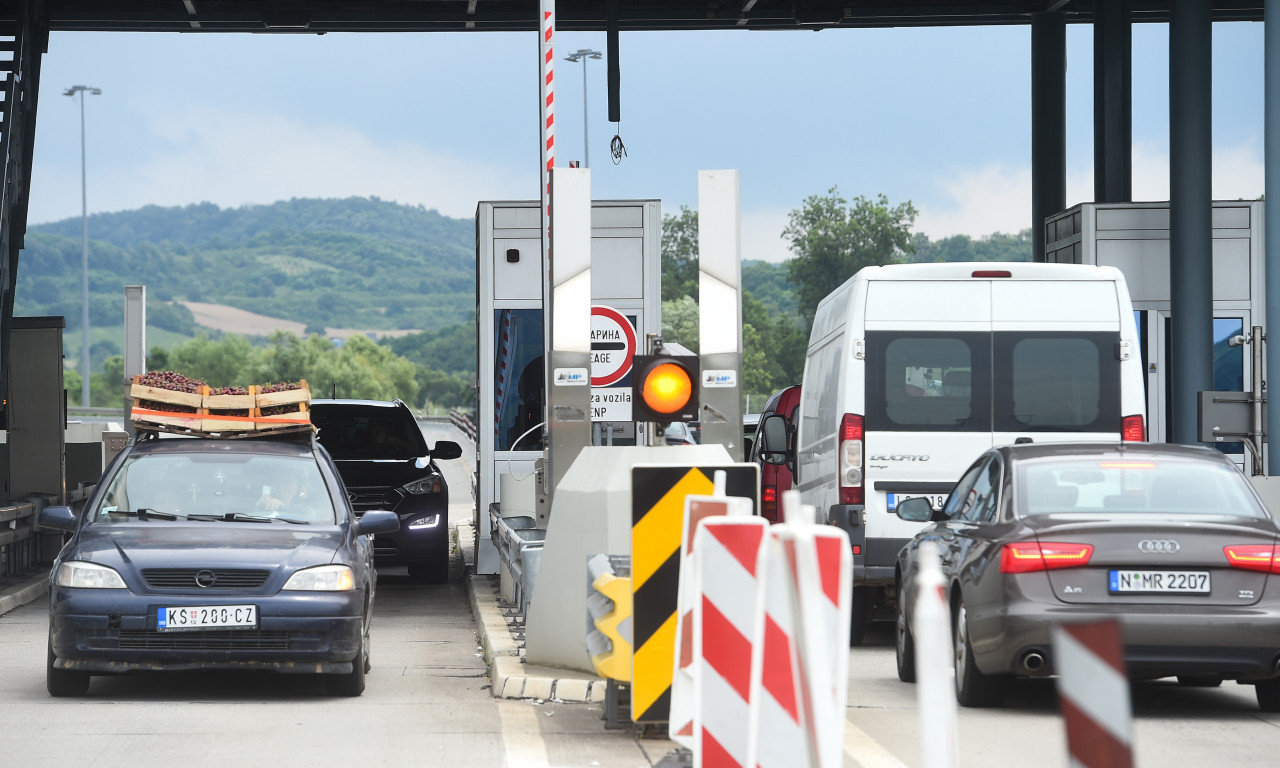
[
  {"x1": 564, "y1": 49, "x2": 601, "y2": 168},
  {"x1": 65, "y1": 85, "x2": 100, "y2": 408}
]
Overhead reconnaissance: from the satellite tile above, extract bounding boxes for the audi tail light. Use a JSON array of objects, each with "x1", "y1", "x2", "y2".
[
  {"x1": 1224, "y1": 545, "x2": 1280, "y2": 574},
  {"x1": 839, "y1": 413, "x2": 864, "y2": 505},
  {"x1": 1000, "y1": 542, "x2": 1094, "y2": 574},
  {"x1": 1121, "y1": 415, "x2": 1146, "y2": 442}
]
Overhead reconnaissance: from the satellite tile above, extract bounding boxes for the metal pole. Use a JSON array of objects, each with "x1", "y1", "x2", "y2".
[
  {"x1": 1253, "y1": 326, "x2": 1265, "y2": 475},
  {"x1": 581, "y1": 57, "x2": 590, "y2": 169},
  {"x1": 1266, "y1": 0, "x2": 1280, "y2": 474},
  {"x1": 78, "y1": 90, "x2": 90, "y2": 408},
  {"x1": 1030, "y1": 12, "x2": 1066, "y2": 263}
]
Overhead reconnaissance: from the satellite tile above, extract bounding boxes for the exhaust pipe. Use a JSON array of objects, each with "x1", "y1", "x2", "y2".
[{"x1": 1020, "y1": 650, "x2": 1046, "y2": 674}]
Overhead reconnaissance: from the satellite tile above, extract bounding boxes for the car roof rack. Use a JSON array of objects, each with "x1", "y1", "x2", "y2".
[{"x1": 134, "y1": 424, "x2": 317, "y2": 443}]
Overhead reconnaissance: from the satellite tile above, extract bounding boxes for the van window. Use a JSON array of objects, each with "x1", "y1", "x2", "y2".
[
  {"x1": 993, "y1": 332, "x2": 1119, "y2": 432},
  {"x1": 866, "y1": 332, "x2": 991, "y2": 432}
]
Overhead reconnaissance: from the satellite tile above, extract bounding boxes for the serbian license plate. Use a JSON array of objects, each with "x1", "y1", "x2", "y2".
[
  {"x1": 886, "y1": 493, "x2": 946, "y2": 511},
  {"x1": 1108, "y1": 570, "x2": 1211, "y2": 594},
  {"x1": 157, "y1": 605, "x2": 258, "y2": 632}
]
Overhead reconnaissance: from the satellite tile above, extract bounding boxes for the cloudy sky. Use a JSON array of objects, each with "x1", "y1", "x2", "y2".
[{"x1": 29, "y1": 21, "x2": 1266, "y2": 263}]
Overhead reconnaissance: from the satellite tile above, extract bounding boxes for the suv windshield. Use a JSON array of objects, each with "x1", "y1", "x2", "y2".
[
  {"x1": 96, "y1": 453, "x2": 336, "y2": 524},
  {"x1": 312, "y1": 405, "x2": 428, "y2": 460}
]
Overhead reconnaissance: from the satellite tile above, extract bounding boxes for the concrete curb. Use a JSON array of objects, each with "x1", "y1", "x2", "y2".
[{"x1": 0, "y1": 578, "x2": 46, "y2": 617}]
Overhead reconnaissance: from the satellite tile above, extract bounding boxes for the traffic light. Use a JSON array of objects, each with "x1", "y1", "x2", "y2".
[{"x1": 631, "y1": 354, "x2": 699, "y2": 422}]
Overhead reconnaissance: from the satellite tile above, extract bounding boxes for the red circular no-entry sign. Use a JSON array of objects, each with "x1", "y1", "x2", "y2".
[{"x1": 590, "y1": 305, "x2": 637, "y2": 387}]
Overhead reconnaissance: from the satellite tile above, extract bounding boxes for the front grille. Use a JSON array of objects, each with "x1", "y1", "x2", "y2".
[
  {"x1": 141, "y1": 569, "x2": 270, "y2": 590},
  {"x1": 347, "y1": 486, "x2": 399, "y2": 511},
  {"x1": 117, "y1": 629, "x2": 291, "y2": 650}
]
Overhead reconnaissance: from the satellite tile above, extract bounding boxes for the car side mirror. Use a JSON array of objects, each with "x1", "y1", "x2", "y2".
[
  {"x1": 895, "y1": 497, "x2": 936, "y2": 523},
  {"x1": 353, "y1": 509, "x2": 400, "y2": 537},
  {"x1": 39, "y1": 505, "x2": 78, "y2": 532},
  {"x1": 431, "y1": 441, "x2": 463, "y2": 461},
  {"x1": 758, "y1": 414, "x2": 789, "y2": 466}
]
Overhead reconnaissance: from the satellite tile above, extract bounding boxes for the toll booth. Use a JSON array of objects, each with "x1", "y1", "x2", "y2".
[
  {"x1": 1044, "y1": 200, "x2": 1266, "y2": 464},
  {"x1": 474, "y1": 199, "x2": 662, "y2": 575}
]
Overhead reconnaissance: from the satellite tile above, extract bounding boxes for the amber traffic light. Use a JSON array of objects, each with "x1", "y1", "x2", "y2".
[{"x1": 631, "y1": 354, "x2": 699, "y2": 422}]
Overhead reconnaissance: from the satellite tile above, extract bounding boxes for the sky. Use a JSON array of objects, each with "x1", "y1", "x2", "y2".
[{"x1": 28, "y1": 20, "x2": 1267, "y2": 264}]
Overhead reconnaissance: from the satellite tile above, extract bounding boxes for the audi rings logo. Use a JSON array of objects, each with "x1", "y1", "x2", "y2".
[
  {"x1": 1138, "y1": 539, "x2": 1180, "y2": 554},
  {"x1": 194, "y1": 570, "x2": 218, "y2": 588}
]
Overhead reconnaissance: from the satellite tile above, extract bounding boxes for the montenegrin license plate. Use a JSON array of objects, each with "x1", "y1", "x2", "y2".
[
  {"x1": 886, "y1": 493, "x2": 946, "y2": 511},
  {"x1": 157, "y1": 605, "x2": 258, "y2": 631},
  {"x1": 1108, "y1": 570, "x2": 1210, "y2": 594}
]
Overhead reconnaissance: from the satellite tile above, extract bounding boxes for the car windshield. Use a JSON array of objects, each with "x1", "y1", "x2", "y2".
[
  {"x1": 1014, "y1": 456, "x2": 1266, "y2": 519},
  {"x1": 312, "y1": 406, "x2": 428, "y2": 460},
  {"x1": 95, "y1": 452, "x2": 336, "y2": 524}
]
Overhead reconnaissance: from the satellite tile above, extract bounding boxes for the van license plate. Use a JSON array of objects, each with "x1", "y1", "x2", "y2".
[
  {"x1": 1108, "y1": 571, "x2": 1210, "y2": 594},
  {"x1": 157, "y1": 605, "x2": 258, "y2": 631},
  {"x1": 887, "y1": 493, "x2": 946, "y2": 511}
]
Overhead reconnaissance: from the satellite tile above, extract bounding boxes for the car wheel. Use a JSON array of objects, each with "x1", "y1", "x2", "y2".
[
  {"x1": 47, "y1": 645, "x2": 90, "y2": 698},
  {"x1": 1256, "y1": 679, "x2": 1280, "y2": 712},
  {"x1": 849, "y1": 586, "x2": 873, "y2": 647},
  {"x1": 326, "y1": 620, "x2": 368, "y2": 697},
  {"x1": 1176, "y1": 674, "x2": 1223, "y2": 687},
  {"x1": 895, "y1": 600, "x2": 916, "y2": 683},
  {"x1": 953, "y1": 600, "x2": 1004, "y2": 707}
]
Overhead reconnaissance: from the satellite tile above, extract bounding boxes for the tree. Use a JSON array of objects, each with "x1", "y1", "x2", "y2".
[
  {"x1": 661, "y1": 206, "x2": 699, "y2": 302},
  {"x1": 783, "y1": 188, "x2": 917, "y2": 327},
  {"x1": 661, "y1": 296, "x2": 699, "y2": 352}
]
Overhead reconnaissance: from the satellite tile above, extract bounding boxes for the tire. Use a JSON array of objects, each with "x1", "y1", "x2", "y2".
[
  {"x1": 1176, "y1": 674, "x2": 1223, "y2": 688},
  {"x1": 326, "y1": 622, "x2": 368, "y2": 697},
  {"x1": 895, "y1": 600, "x2": 916, "y2": 683},
  {"x1": 47, "y1": 646, "x2": 90, "y2": 698},
  {"x1": 952, "y1": 600, "x2": 1004, "y2": 707},
  {"x1": 1256, "y1": 679, "x2": 1280, "y2": 712},
  {"x1": 849, "y1": 586, "x2": 873, "y2": 647}
]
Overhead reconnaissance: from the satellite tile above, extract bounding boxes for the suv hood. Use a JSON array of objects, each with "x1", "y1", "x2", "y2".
[{"x1": 331, "y1": 457, "x2": 433, "y2": 487}]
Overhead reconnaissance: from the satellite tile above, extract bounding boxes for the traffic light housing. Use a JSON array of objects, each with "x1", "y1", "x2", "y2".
[{"x1": 631, "y1": 354, "x2": 699, "y2": 422}]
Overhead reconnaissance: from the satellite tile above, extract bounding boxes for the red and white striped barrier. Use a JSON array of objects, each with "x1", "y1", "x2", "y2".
[
  {"x1": 911, "y1": 541, "x2": 960, "y2": 768},
  {"x1": 1052, "y1": 620, "x2": 1134, "y2": 768}
]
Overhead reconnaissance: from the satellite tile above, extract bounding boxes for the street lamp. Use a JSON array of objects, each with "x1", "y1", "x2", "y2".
[
  {"x1": 64, "y1": 84, "x2": 100, "y2": 408},
  {"x1": 564, "y1": 49, "x2": 601, "y2": 168}
]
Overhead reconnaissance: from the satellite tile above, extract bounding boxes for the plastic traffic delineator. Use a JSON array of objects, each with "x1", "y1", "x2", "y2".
[
  {"x1": 912, "y1": 541, "x2": 960, "y2": 768},
  {"x1": 1053, "y1": 620, "x2": 1133, "y2": 768}
]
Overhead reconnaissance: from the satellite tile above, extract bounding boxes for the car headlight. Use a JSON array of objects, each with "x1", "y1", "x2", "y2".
[
  {"x1": 54, "y1": 561, "x2": 127, "y2": 589},
  {"x1": 283, "y1": 565, "x2": 355, "y2": 592},
  {"x1": 400, "y1": 475, "x2": 442, "y2": 495},
  {"x1": 408, "y1": 513, "x2": 441, "y2": 530}
]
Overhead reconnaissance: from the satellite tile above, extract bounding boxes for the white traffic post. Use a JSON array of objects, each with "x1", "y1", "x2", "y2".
[
  {"x1": 912, "y1": 541, "x2": 960, "y2": 768},
  {"x1": 1052, "y1": 620, "x2": 1134, "y2": 768}
]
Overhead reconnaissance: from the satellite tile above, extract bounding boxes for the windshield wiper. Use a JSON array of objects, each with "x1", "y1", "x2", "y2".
[
  {"x1": 117, "y1": 508, "x2": 181, "y2": 521},
  {"x1": 185, "y1": 512, "x2": 310, "y2": 525}
]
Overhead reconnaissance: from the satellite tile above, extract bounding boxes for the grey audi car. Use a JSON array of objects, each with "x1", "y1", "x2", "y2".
[{"x1": 894, "y1": 442, "x2": 1280, "y2": 709}]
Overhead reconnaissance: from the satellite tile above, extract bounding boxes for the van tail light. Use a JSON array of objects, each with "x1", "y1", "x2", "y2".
[
  {"x1": 762, "y1": 486, "x2": 778, "y2": 523},
  {"x1": 1121, "y1": 415, "x2": 1146, "y2": 442},
  {"x1": 839, "y1": 413, "x2": 864, "y2": 506},
  {"x1": 1000, "y1": 542, "x2": 1094, "y2": 574},
  {"x1": 1223, "y1": 545, "x2": 1280, "y2": 574},
  {"x1": 972, "y1": 270, "x2": 1012, "y2": 278}
]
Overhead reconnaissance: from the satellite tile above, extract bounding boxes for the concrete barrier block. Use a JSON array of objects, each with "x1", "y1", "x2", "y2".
[
  {"x1": 522, "y1": 676, "x2": 554, "y2": 700},
  {"x1": 553, "y1": 678, "x2": 592, "y2": 702},
  {"x1": 588, "y1": 679, "x2": 606, "y2": 703}
]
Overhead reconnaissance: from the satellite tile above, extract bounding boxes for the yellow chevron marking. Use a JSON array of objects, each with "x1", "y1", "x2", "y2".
[
  {"x1": 631, "y1": 610, "x2": 678, "y2": 719},
  {"x1": 631, "y1": 468, "x2": 712, "y2": 588}
]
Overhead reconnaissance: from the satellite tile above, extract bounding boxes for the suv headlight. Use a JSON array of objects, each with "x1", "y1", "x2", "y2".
[
  {"x1": 54, "y1": 561, "x2": 127, "y2": 589},
  {"x1": 400, "y1": 474, "x2": 442, "y2": 495},
  {"x1": 283, "y1": 565, "x2": 355, "y2": 592},
  {"x1": 407, "y1": 513, "x2": 441, "y2": 530}
]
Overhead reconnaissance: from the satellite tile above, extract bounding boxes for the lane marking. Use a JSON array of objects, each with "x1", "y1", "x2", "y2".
[
  {"x1": 498, "y1": 699, "x2": 550, "y2": 768},
  {"x1": 844, "y1": 719, "x2": 911, "y2": 768}
]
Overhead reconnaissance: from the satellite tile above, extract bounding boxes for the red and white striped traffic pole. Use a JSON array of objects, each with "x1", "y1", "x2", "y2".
[{"x1": 1052, "y1": 620, "x2": 1134, "y2": 768}]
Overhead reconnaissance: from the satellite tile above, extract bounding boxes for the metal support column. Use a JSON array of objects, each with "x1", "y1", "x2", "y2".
[
  {"x1": 1169, "y1": 0, "x2": 1213, "y2": 445},
  {"x1": 1094, "y1": 0, "x2": 1132, "y2": 203},
  {"x1": 1267, "y1": 0, "x2": 1280, "y2": 472},
  {"x1": 697, "y1": 170, "x2": 744, "y2": 459},
  {"x1": 1031, "y1": 12, "x2": 1066, "y2": 263}
]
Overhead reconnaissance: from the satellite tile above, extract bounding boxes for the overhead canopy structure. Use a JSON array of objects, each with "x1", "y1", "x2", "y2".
[{"x1": 31, "y1": 1, "x2": 1269, "y2": 32}]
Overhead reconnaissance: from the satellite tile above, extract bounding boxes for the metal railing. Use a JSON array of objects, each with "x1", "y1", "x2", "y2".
[{"x1": 0, "y1": 499, "x2": 37, "y2": 577}]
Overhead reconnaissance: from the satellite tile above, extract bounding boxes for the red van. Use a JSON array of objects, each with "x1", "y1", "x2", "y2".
[{"x1": 750, "y1": 384, "x2": 801, "y2": 523}]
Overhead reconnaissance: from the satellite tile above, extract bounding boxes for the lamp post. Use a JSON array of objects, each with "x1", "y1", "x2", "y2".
[
  {"x1": 564, "y1": 49, "x2": 601, "y2": 168},
  {"x1": 64, "y1": 85, "x2": 100, "y2": 408}
]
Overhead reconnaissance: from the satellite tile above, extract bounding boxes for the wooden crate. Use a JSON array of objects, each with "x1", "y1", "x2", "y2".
[
  {"x1": 255, "y1": 401, "x2": 312, "y2": 432},
  {"x1": 255, "y1": 379, "x2": 310, "y2": 409},
  {"x1": 131, "y1": 374, "x2": 203, "y2": 430},
  {"x1": 129, "y1": 375, "x2": 203, "y2": 409},
  {"x1": 202, "y1": 386, "x2": 257, "y2": 433}
]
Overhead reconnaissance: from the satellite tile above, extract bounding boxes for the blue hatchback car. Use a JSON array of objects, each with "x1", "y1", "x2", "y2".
[{"x1": 39, "y1": 430, "x2": 399, "y2": 697}]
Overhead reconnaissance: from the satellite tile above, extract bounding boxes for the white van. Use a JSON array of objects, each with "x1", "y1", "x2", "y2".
[{"x1": 762, "y1": 262, "x2": 1146, "y2": 643}]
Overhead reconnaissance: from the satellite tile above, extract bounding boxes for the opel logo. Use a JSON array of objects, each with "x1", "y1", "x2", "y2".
[
  {"x1": 194, "y1": 570, "x2": 218, "y2": 588},
  {"x1": 1138, "y1": 539, "x2": 1180, "y2": 554}
]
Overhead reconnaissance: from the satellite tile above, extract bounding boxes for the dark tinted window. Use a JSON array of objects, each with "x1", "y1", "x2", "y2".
[
  {"x1": 312, "y1": 405, "x2": 428, "y2": 460},
  {"x1": 993, "y1": 332, "x2": 1119, "y2": 432},
  {"x1": 494, "y1": 309, "x2": 545, "y2": 451},
  {"x1": 866, "y1": 332, "x2": 990, "y2": 432}
]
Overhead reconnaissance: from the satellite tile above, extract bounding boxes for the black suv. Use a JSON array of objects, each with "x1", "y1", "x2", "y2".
[{"x1": 310, "y1": 399, "x2": 462, "y2": 583}]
